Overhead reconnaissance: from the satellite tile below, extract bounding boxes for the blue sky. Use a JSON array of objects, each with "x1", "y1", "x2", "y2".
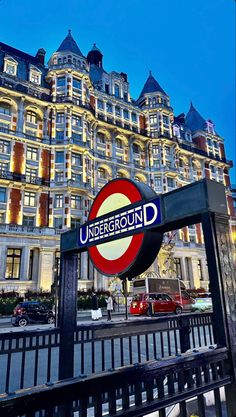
[{"x1": 0, "y1": 0, "x2": 235, "y2": 181}]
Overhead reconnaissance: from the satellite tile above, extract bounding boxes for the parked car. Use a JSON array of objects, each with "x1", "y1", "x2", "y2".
[
  {"x1": 12, "y1": 301, "x2": 55, "y2": 327},
  {"x1": 130, "y1": 293, "x2": 183, "y2": 316},
  {"x1": 191, "y1": 297, "x2": 212, "y2": 312}
]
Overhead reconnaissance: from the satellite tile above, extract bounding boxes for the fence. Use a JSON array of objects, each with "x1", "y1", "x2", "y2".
[
  {"x1": 0, "y1": 347, "x2": 231, "y2": 417},
  {"x1": 0, "y1": 312, "x2": 213, "y2": 393}
]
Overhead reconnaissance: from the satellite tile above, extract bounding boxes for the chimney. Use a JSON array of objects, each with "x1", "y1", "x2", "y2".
[{"x1": 36, "y1": 48, "x2": 46, "y2": 65}]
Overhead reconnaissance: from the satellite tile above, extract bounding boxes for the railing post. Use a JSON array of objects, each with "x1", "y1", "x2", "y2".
[
  {"x1": 201, "y1": 212, "x2": 236, "y2": 414},
  {"x1": 179, "y1": 317, "x2": 191, "y2": 353},
  {"x1": 58, "y1": 251, "x2": 78, "y2": 380}
]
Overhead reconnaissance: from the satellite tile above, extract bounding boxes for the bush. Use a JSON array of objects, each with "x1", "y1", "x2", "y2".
[{"x1": 0, "y1": 298, "x2": 19, "y2": 315}]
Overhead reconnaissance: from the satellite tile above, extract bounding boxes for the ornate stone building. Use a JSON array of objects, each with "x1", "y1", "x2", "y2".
[{"x1": 0, "y1": 31, "x2": 234, "y2": 294}]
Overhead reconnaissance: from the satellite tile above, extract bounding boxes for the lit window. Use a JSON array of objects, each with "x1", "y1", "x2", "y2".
[
  {"x1": 73, "y1": 78, "x2": 81, "y2": 89},
  {"x1": 4, "y1": 57, "x2": 17, "y2": 76},
  {"x1": 114, "y1": 84, "x2": 120, "y2": 98},
  {"x1": 0, "y1": 187, "x2": 6, "y2": 203},
  {"x1": 72, "y1": 115, "x2": 82, "y2": 127},
  {"x1": 150, "y1": 114, "x2": 157, "y2": 124},
  {"x1": 154, "y1": 177, "x2": 161, "y2": 187},
  {"x1": 123, "y1": 109, "x2": 129, "y2": 120},
  {"x1": 54, "y1": 194, "x2": 63, "y2": 208},
  {"x1": 98, "y1": 168, "x2": 106, "y2": 179},
  {"x1": 56, "y1": 113, "x2": 64, "y2": 123},
  {"x1": 26, "y1": 168, "x2": 37, "y2": 183},
  {"x1": 71, "y1": 153, "x2": 82, "y2": 166},
  {"x1": 30, "y1": 71, "x2": 41, "y2": 85},
  {"x1": 55, "y1": 152, "x2": 64, "y2": 163},
  {"x1": 26, "y1": 111, "x2": 37, "y2": 124},
  {"x1": 71, "y1": 195, "x2": 81, "y2": 209},
  {"x1": 24, "y1": 192, "x2": 36, "y2": 207},
  {"x1": 116, "y1": 139, "x2": 123, "y2": 148},
  {"x1": 27, "y1": 147, "x2": 38, "y2": 161},
  {"x1": 0, "y1": 162, "x2": 8, "y2": 174},
  {"x1": 0, "y1": 103, "x2": 11, "y2": 115},
  {"x1": 5, "y1": 249, "x2": 21, "y2": 279},
  {"x1": 153, "y1": 145, "x2": 159, "y2": 155},
  {"x1": 0, "y1": 140, "x2": 10, "y2": 153},
  {"x1": 71, "y1": 172, "x2": 81, "y2": 182}
]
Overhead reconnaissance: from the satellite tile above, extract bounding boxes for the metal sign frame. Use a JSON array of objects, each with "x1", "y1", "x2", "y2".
[{"x1": 58, "y1": 178, "x2": 236, "y2": 409}]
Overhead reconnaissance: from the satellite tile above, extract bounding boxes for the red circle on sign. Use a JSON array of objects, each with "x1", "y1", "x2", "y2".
[{"x1": 88, "y1": 179, "x2": 144, "y2": 276}]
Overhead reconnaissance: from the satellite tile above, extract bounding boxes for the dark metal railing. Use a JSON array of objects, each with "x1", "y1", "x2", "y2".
[
  {"x1": 0, "y1": 347, "x2": 231, "y2": 417},
  {"x1": 0, "y1": 312, "x2": 213, "y2": 394}
]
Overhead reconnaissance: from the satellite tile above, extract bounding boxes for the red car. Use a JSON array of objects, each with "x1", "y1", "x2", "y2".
[{"x1": 130, "y1": 293, "x2": 183, "y2": 316}]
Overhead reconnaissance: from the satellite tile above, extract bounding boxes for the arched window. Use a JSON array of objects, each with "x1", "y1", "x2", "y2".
[
  {"x1": 0, "y1": 103, "x2": 11, "y2": 115},
  {"x1": 26, "y1": 111, "x2": 37, "y2": 124},
  {"x1": 98, "y1": 167, "x2": 106, "y2": 179},
  {"x1": 133, "y1": 143, "x2": 140, "y2": 154},
  {"x1": 116, "y1": 138, "x2": 123, "y2": 148},
  {"x1": 117, "y1": 172, "x2": 125, "y2": 178}
]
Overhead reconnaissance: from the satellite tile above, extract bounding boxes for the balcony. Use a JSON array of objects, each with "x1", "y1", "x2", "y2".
[
  {"x1": 55, "y1": 96, "x2": 95, "y2": 116},
  {"x1": 67, "y1": 179, "x2": 89, "y2": 189},
  {"x1": 0, "y1": 125, "x2": 49, "y2": 144},
  {"x1": 0, "y1": 170, "x2": 49, "y2": 186},
  {"x1": 0, "y1": 223, "x2": 61, "y2": 236},
  {"x1": 0, "y1": 75, "x2": 51, "y2": 101}
]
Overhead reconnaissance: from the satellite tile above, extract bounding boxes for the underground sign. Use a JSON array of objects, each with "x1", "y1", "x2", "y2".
[{"x1": 80, "y1": 179, "x2": 163, "y2": 279}]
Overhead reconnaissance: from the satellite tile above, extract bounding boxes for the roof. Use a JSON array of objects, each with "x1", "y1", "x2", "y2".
[
  {"x1": 139, "y1": 71, "x2": 167, "y2": 99},
  {"x1": 90, "y1": 43, "x2": 102, "y2": 53},
  {"x1": 185, "y1": 102, "x2": 206, "y2": 131},
  {"x1": 57, "y1": 30, "x2": 83, "y2": 56},
  {"x1": 0, "y1": 42, "x2": 44, "y2": 66}
]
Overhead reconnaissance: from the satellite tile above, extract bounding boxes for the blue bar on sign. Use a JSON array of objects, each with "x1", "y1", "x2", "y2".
[{"x1": 78, "y1": 197, "x2": 161, "y2": 248}]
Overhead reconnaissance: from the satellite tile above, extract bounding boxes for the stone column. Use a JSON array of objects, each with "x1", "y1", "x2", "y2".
[
  {"x1": 17, "y1": 97, "x2": 25, "y2": 133},
  {"x1": 0, "y1": 246, "x2": 7, "y2": 281},
  {"x1": 38, "y1": 250, "x2": 54, "y2": 291},
  {"x1": 20, "y1": 246, "x2": 30, "y2": 280}
]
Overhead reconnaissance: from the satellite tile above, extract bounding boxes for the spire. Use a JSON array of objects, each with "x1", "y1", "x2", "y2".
[
  {"x1": 57, "y1": 30, "x2": 83, "y2": 56},
  {"x1": 138, "y1": 71, "x2": 167, "y2": 99},
  {"x1": 185, "y1": 102, "x2": 206, "y2": 131}
]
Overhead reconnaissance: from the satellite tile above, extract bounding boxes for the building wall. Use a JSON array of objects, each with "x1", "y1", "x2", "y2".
[{"x1": 0, "y1": 38, "x2": 234, "y2": 293}]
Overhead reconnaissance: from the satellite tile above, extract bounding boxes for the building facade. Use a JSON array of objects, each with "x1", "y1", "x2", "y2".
[{"x1": 0, "y1": 31, "x2": 234, "y2": 294}]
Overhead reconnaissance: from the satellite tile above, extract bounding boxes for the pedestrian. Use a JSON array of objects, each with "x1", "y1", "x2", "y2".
[
  {"x1": 106, "y1": 292, "x2": 113, "y2": 321},
  {"x1": 91, "y1": 291, "x2": 99, "y2": 321}
]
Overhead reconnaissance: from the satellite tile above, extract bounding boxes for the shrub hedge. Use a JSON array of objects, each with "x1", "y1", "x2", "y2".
[{"x1": 0, "y1": 289, "x2": 110, "y2": 315}]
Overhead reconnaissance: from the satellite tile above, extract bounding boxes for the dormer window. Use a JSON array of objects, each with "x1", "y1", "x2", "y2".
[
  {"x1": 206, "y1": 120, "x2": 215, "y2": 135},
  {"x1": 29, "y1": 66, "x2": 42, "y2": 85},
  {"x1": 114, "y1": 84, "x2": 120, "y2": 98},
  {"x1": 4, "y1": 56, "x2": 18, "y2": 76}
]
